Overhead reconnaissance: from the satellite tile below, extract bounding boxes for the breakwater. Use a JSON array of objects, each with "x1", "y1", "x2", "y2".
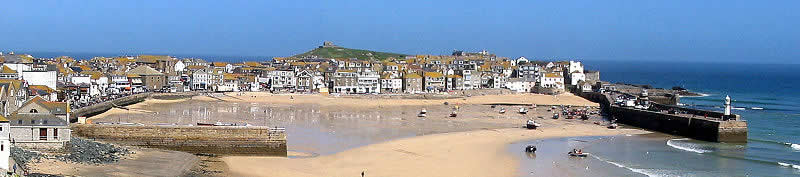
[
  {"x1": 579, "y1": 92, "x2": 747, "y2": 143},
  {"x1": 71, "y1": 124, "x2": 287, "y2": 156},
  {"x1": 71, "y1": 92, "x2": 198, "y2": 122}
]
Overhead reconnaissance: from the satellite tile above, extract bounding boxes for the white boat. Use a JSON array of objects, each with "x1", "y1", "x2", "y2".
[
  {"x1": 417, "y1": 113, "x2": 427, "y2": 117},
  {"x1": 567, "y1": 152, "x2": 589, "y2": 157},
  {"x1": 499, "y1": 108, "x2": 506, "y2": 114},
  {"x1": 519, "y1": 108, "x2": 528, "y2": 114},
  {"x1": 751, "y1": 107, "x2": 764, "y2": 110},
  {"x1": 526, "y1": 119, "x2": 541, "y2": 129},
  {"x1": 732, "y1": 107, "x2": 746, "y2": 110},
  {"x1": 420, "y1": 108, "x2": 427, "y2": 114}
]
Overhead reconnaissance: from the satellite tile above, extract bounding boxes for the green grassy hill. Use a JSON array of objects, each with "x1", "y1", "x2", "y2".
[{"x1": 293, "y1": 47, "x2": 407, "y2": 61}]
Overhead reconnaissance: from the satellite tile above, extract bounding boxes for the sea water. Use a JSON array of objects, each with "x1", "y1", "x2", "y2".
[{"x1": 521, "y1": 61, "x2": 800, "y2": 176}]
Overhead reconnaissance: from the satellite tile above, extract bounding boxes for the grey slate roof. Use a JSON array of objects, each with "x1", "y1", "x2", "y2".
[{"x1": 8, "y1": 114, "x2": 68, "y2": 126}]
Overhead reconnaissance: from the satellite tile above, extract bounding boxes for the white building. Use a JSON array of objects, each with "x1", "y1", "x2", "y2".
[
  {"x1": 268, "y1": 70, "x2": 296, "y2": 91},
  {"x1": 568, "y1": 61, "x2": 584, "y2": 74},
  {"x1": 191, "y1": 69, "x2": 211, "y2": 90},
  {"x1": 357, "y1": 70, "x2": 380, "y2": 94},
  {"x1": 174, "y1": 60, "x2": 186, "y2": 73},
  {"x1": 513, "y1": 56, "x2": 529, "y2": 66},
  {"x1": 506, "y1": 78, "x2": 536, "y2": 93},
  {"x1": 22, "y1": 71, "x2": 57, "y2": 90},
  {"x1": 380, "y1": 73, "x2": 402, "y2": 93},
  {"x1": 539, "y1": 72, "x2": 565, "y2": 90},
  {"x1": 569, "y1": 72, "x2": 586, "y2": 86},
  {"x1": 0, "y1": 117, "x2": 9, "y2": 171}
]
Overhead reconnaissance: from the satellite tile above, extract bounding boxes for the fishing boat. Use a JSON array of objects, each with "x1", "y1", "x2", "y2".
[
  {"x1": 567, "y1": 151, "x2": 588, "y2": 157},
  {"x1": 519, "y1": 108, "x2": 528, "y2": 114},
  {"x1": 607, "y1": 123, "x2": 618, "y2": 129},
  {"x1": 197, "y1": 122, "x2": 236, "y2": 126},
  {"x1": 526, "y1": 119, "x2": 541, "y2": 129},
  {"x1": 525, "y1": 145, "x2": 537, "y2": 153},
  {"x1": 499, "y1": 108, "x2": 506, "y2": 114},
  {"x1": 196, "y1": 122, "x2": 215, "y2": 126}
]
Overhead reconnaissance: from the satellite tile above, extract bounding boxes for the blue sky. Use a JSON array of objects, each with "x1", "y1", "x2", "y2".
[{"x1": 0, "y1": 0, "x2": 797, "y2": 63}]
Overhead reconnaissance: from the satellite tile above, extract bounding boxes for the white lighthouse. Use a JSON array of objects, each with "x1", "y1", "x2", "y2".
[{"x1": 724, "y1": 95, "x2": 732, "y2": 116}]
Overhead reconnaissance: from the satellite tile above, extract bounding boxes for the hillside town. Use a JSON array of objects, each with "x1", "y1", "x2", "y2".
[{"x1": 0, "y1": 43, "x2": 601, "y2": 174}]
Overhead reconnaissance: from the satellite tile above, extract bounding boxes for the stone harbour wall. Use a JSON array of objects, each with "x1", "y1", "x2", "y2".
[
  {"x1": 578, "y1": 92, "x2": 747, "y2": 143},
  {"x1": 70, "y1": 124, "x2": 287, "y2": 156}
]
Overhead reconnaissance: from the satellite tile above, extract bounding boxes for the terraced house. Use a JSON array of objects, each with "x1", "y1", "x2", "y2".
[{"x1": 7, "y1": 96, "x2": 70, "y2": 150}]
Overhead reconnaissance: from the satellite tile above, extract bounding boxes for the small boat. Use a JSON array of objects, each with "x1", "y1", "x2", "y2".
[
  {"x1": 526, "y1": 119, "x2": 541, "y2": 129},
  {"x1": 499, "y1": 108, "x2": 506, "y2": 114},
  {"x1": 449, "y1": 111, "x2": 458, "y2": 117},
  {"x1": 567, "y1": 152, "x2": 588, "y2": 157},
  {"x1": 420, "y1": 108, "x2": 427, "y2": 114},
  {"x1": 519, "y1": 108, "x2": 528, "y2": 114},
  {"x1": 751, "y1": 107, "x2": 764, "y2": 110},
  {"x1": 197, "y1": 122, "x2": 236, "y2": 126},
  {"x1": 732, "y1": 107, "x2": 746, "y2": 110},
  {"x1": 417, "y1": 113, "x2": 427, "y2": 117},
  {"x1": 197, "y1": 122, "x2": 215, "y2": 126},
  {"x1": 525, "y1": 145, "x2": 537, "y2": 153},
  {"x1": 607, "y1": 123, "x2": 618, "y2": 129}
]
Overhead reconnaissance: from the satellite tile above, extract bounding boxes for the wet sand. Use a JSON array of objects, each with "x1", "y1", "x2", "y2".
[{"x1": 223, "y1": 124, "x2": 647, "y2": 177}]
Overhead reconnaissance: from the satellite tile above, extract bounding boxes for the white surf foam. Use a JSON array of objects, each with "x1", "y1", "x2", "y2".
[
  {"x1": 667, "y1": 138, "x2": 711, "y2": 154},
  {"x1": 790, "y1": 143, "x2": 800, "y2": 150},
  {"x1": 591, "y1": 155, "x2": 669, "y2": 177},
  {"x1": 778, "y1": 162, "x2": 800, "y2": 169}
]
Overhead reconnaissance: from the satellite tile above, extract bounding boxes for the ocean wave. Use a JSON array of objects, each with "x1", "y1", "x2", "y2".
[
  {"x1": 790, "y1": 143, "x2": 800, "y2": 150},
  {"x1": 679, "y1": 93, "x2": 710, "y2": 98},
  {"x1": 777, "y1": 162, "x2": 800, "y2": 169},
  {"x1": 667, "y1": 138, "x2": 712, "y2": 153},
  {"x1": 756, "y1": 139, "x2": 800, "y2": 150},
  {"x1": 591, "y1": 155, "x2": 679, "y2": 177}
]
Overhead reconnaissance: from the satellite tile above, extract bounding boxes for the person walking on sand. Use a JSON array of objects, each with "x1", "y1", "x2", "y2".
[{"x1": 361, "y1": 171, "x2": 365, "y2": 177}]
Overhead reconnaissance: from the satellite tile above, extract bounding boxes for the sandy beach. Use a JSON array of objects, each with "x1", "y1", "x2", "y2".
[
  {"x1": 79, "y1": 92, "x2": 637, "y2": 176},
  {"x1": 224, "y1": 124, "x2": 646, "y2": 177}
]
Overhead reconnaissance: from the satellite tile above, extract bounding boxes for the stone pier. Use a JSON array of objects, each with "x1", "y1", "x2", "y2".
[{"x1": 71, "y1": 124, "x2": 287, "y2": 156}]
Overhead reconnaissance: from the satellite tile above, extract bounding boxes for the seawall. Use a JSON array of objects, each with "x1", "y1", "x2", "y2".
[
  {"x1": 578, "y1": 92, "x2": 747, "y2": 143},
  {"x1": 71, "y1": 124, "x2": 287, "y2": 156},
  {"x1": 71, "y1": 92, "x2": 198, "y2": 122}
]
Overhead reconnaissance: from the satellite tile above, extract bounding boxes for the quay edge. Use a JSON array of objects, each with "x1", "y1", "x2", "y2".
[{"x1": 578, "y1": 92, "x2": 748, "y2": 143}]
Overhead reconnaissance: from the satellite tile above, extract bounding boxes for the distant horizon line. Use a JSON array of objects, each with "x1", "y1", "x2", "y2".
[{"x1": 2, "y1": 50, "x2": 795, "y2": 65}]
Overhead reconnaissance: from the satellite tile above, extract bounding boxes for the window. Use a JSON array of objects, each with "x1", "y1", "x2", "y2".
[
  {"x1": 39, "y1": 128, "x2": 47, "y2": 140},
  {"x1": 29, "y1": 109, "x2": 38, "y2": 113},
  {"x1": 54, "y1": 128, "x2": 58, "y2": 139}
]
